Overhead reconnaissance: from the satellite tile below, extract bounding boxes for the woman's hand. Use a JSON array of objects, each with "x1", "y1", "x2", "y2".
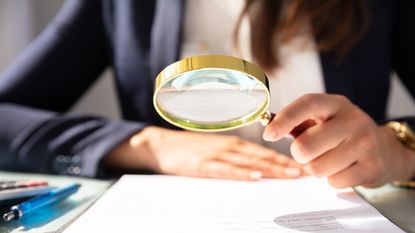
[
  {"x1": 264, "y1": 94, "x2": 415, "y2": 188},
  {"x1": 104, "y1": 126, "x2": 305, "y2": 181}
]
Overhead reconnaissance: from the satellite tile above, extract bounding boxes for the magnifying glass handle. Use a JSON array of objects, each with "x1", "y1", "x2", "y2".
[
  {"x1": 260, "y1": 111, "x2": 316, "y2": 138},
  {"x1": 259, "y1": 111, "x2": 276, "y2": 126}
]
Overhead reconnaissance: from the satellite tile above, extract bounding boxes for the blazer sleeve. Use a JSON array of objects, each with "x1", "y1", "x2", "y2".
[{"x1": 0, "y1": 0, "x2": 147, "y2": 177}]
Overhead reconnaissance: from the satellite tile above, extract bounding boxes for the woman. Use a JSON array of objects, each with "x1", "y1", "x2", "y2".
[{"x1": 0, "y1": 0, "x2": 414, "y2": 187}]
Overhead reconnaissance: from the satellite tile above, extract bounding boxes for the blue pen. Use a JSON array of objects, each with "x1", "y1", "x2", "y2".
[{"x1": 2, "y1": 183, "x2": 81, "y2": 222}]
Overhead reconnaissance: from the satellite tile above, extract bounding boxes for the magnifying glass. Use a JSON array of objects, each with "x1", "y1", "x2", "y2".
[{"x1": 153, "y1": 54, "x2": 275, "y2": 132}]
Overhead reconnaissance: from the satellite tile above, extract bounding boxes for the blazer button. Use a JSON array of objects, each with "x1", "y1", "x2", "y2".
[
  {"x1": 55, "y1": 154, "x2": 82, "y2": 175},
  {"x1": 67, "y1": 166, "x2": 82, "y2": 175}
]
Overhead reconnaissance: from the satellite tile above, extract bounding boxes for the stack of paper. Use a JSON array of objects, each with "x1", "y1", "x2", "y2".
[{"x1": 64, "y1": 175, "x2": 403, "y2": 233}]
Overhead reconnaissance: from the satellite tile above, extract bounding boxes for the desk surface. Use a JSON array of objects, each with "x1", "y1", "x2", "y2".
[
  {"x1": 0, "y1": 171, "x2": 112, "y2": 233},
  {"x1": 0, "y1": 171, "x2": 414, "y2": 233},
  {"x1": 356, "y1": 185, "x2": 415, "y2": 232}
]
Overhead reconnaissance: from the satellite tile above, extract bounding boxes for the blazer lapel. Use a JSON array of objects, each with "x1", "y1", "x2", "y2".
[
  {"x1": 320, "y1": 52, "x2": 355, "y2": 102},
  {"x1": 150, "y1": 0, "x2": 185, "y2": 80}
]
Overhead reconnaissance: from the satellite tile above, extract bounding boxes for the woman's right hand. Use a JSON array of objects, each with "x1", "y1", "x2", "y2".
[{"x1": 104, "y1": 126, "x2": 305, "y2": 181}]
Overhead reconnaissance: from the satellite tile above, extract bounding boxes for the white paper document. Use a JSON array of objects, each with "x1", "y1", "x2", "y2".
[{"x1": 64, "y1": 175, "x2": 403, "y2": 233}]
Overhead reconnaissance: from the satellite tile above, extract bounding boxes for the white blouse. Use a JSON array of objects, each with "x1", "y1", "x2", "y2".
[{"x1": 181, "y1": 0, "x2": 325, "y2": 154}]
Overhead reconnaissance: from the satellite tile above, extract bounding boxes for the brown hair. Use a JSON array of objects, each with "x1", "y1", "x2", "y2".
[{"x1": 234, "y1": 0, "x2": 368, "y2": 71}]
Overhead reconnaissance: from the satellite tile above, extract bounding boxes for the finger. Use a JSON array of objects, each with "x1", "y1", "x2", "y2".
[
  {"x1": 303, "y1": 138, "x2": 359, "y2": 177},
  {"x1": 199, "y1": 160, "x2": 263, "y2": 181},
  {"x1": 361, "y1": 181, "x2": 384, "y2": 189},
  {"x1": 290, "y1": 117, "x2": 349, "y2": 164},
  {"x1": 234, "y1": 141, "x2": 304, "y2": 172},
  {"x1": 219, "y1": 152, "x2": 275, "y2": 169},
  {"x1": 218, "y1": 152, "x2": 303, "y2": 178},
  {"x1": 327, "y1": 162, "x2": 371, "y2": 188},
  {"x1": 234, "y1": 140, "x2": 299, "y2": 166},
  {"x1": 290, "y1": 119, "x2": 317, "y2": 138},
  {"x1": 264, "y1": 165, "x2": 306, "y2": 178},
  {"x1": 263, "y1": 94, "x2": 345, "y2": 141},
  {"x1": 275, "y1": 156, "x2": 304, "y2": 169}
]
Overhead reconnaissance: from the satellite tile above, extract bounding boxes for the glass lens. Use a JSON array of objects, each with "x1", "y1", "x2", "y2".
[{"x1": 155, "y1": 68, "x2": 269, "y2": 130}]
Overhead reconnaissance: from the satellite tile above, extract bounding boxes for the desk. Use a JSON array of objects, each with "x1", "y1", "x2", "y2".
[
  {"x1": 0, "y1": 171, "x2": 112, "y2": 233},
  {"x1": 0, "y1": 171, "x2": 414, "y2": 233},
  {"x1": 356, "y1": 185, "x2": 415, "y2": 232}
]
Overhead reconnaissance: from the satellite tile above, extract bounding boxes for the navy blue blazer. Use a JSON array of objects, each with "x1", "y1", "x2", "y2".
[{"x1": 0, "y1": 0, "x2": 414, "y2": 177}]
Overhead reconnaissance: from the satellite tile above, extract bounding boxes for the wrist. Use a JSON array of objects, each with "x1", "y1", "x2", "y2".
[
  {"x1": 382, "y1": 124, "x2": 415, "y2": 181},
  {"x1": 103, "y1": 126, "x2": 158, "y2": 171},
  {"x1": 384, "y1": 121, "x2": 415, "y2": 150}
]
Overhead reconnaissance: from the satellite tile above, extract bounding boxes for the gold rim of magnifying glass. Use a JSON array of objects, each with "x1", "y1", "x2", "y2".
[{"x1": 153, "y1": 54, "x2": 271, "y2": 132}]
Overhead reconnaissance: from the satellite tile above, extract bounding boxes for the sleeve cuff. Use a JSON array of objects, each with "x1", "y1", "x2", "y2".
[{"x1": 76, "y1": 120, "x2": 147, "y2": 178}]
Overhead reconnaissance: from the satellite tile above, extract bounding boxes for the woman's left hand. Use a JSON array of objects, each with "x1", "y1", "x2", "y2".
[{"x1": 263, "y1": 93, "x2": 415, "y2": 188}]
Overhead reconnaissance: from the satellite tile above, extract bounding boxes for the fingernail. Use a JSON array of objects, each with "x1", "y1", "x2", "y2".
[
  {"x1": 283, "y1": 168, "x2": 301, "y2": 177},
  {"x1": 249, "y1": 171, "x2": 263, "y2": 180},
  {"x1": 263, "y1": 129, "x2": 277, "y2": 141}
]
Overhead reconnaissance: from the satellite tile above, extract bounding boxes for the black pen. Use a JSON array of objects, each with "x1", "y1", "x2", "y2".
[{"x1": 3, "y1": 183, "x2": 81, "y2": 221}]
